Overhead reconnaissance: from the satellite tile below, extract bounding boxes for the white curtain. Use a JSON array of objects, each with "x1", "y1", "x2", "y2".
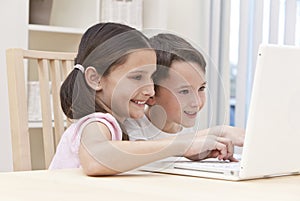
[
  {"x1": 234, "y1": 0, "x2": 299, "y2": 128},
  {"x1": 196, "y1": 0, "x2": 231, "y2": 129}
]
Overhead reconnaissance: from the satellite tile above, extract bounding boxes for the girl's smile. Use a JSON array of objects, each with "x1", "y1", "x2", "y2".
[{"x1": 98, "y1": 49, "x2": 156, "y2": 121}]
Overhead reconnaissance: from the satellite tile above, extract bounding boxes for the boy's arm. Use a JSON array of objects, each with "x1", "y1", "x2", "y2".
[{"x1": 203, "y1": 126, "x2": 245, "y2": 147}]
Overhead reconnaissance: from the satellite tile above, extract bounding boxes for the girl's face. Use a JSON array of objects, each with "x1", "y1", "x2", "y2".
[
  {"x1": 154, "y1": 61, "x2": 206, "y2": 132},
  {"x1": 98, "y1": 49, "x2": 156, "y2": 121}
]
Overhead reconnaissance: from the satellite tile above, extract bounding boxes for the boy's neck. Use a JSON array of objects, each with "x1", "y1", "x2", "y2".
[{"x1": 146, "y1": 106, "x2": 182, "y2": 134}]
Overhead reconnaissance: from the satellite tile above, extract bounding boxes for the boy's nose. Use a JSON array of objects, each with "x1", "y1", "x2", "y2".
[{"x1": 191, "y1": 93, "x2": 204, "y2": 108}]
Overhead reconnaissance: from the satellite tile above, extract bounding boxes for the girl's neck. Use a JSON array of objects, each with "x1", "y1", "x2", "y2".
[{"x1": 96, "y1": 97, "x2": 126, "y2": 123}]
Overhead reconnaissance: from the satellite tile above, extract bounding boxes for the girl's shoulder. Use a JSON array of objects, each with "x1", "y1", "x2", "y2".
[{"x1": 74, "y1": 112, "x2": 123, "y2": 141}]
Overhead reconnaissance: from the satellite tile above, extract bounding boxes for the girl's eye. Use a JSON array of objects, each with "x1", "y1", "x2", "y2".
[
  {"x1": 132, "y1": 75, "x2": 142, "y2": 80},
  {"x1": 199, "y1": 86, "x2": 206, "y2": 91},
  {"x1": 179, "y1": 89, "x2": 189, "y2": 94}
]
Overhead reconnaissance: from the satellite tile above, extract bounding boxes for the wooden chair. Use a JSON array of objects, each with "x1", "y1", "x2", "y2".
[{"x1": 6, "y1": 48, "x2": 77, "y2": 171}]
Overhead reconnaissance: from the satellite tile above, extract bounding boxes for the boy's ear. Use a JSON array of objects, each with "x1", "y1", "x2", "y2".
[
  {"x1": 146, "y1": 96, "x2": 156, "y2": 106},
  {"x1": 85, "y1": 66, "x2": 102, "y2": 91}
]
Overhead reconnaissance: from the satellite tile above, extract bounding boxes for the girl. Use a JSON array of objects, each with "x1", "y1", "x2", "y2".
[{"x1": 49, "y1": 23, "x2": 237, "y2": 176}]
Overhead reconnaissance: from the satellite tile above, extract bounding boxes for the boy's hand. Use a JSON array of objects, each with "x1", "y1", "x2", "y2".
[
  {"x1": 183, "y1": 134, "x2": 236, "y2": 161},
  {"x1": 203, "y1": 125, "x2": 245, "y2": 147}
]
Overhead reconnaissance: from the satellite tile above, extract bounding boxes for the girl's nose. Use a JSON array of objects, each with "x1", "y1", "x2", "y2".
[{"x1": 142, "y1": 83, "x2": 155, "y2": 97}]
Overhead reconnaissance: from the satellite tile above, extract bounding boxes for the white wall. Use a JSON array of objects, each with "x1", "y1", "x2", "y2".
[
  {"x1": 0, "y1": 0, "x2": 28, "y2": 171},
  {"x1": 143, "y1": 0, "x2": 205, "y2": 48}
]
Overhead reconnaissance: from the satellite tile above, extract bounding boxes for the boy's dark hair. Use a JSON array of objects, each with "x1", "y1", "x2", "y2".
[
  {"x1": 149, "y1": 33, "x2": 206, "y2": 90},
  {"x1": 60, "y1": 22, "x2": 151, "y2": 119}
]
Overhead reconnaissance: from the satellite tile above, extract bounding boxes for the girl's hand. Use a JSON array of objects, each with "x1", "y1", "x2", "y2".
[{"x1": 183, "y1": 125, "x2": 245, "y2": 161}]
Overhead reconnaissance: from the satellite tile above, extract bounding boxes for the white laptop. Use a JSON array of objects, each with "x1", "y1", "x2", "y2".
[{"x1": 139, "y1": 44, "x2": 300, "y2": 181}]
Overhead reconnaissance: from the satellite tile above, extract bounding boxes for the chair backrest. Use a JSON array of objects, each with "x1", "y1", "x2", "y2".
[{"x1": 6, "y1": 48, "x2": 77, "y2": 171}]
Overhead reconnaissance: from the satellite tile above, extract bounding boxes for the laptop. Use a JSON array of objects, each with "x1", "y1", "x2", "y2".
[{"x1": 139, "y1": 44, "x2": 300, "y2": 180}]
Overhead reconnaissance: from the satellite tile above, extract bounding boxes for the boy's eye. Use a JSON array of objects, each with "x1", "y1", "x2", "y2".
[
  {"x1": 199, "y1": 86, "x2": 206, "y2": 91},
  {"x1": 179, "y1": 89, "x2": 189, "y2": 94}
]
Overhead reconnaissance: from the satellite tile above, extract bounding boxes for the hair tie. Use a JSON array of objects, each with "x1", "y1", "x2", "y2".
[{"x1": 74, "y1": 64, "x2": 85, "y2": 73}]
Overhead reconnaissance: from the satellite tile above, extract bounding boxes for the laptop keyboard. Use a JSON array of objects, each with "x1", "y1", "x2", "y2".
[
  {"x1": 173, "y1": 156, "x2": 241, "y2": 172},
  {"x1": 177, "y1": 160, "x2": 240, "y2": 169}
]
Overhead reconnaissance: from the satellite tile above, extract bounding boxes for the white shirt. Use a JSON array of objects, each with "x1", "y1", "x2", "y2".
[{"x1": 123, "y1": 115, "x2": 195, "y2": 141}]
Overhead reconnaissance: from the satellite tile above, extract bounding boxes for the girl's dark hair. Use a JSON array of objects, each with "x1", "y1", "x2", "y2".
[
  {"x1": 60, "y1": 22, "x2": 151, "y2": 120},
  {"x1": 149, "y1": 33, "x2": 206, "y2": 91}
]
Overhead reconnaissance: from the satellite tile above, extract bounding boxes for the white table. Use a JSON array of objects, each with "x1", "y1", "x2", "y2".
[{"x1": 0, "y1": 168, "x2": 299, "y2": 201}]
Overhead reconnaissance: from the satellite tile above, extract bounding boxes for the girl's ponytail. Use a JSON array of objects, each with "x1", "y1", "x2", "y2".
[{"x1": 60, "y1": 68, "x2": 102, "y2": 119}]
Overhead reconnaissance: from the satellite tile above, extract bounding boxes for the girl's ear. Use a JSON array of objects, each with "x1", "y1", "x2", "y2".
[
  {"x1": 146, "y1": 96, "x2": 156, "y2": 106},
  {"x1": 85, "y1": 66, "x2": 102, "y2": 91}
]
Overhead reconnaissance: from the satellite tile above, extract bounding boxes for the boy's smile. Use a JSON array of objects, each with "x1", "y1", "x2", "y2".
[{"x1": 150, "y1": 61, "x2": 206, "y2": 133}]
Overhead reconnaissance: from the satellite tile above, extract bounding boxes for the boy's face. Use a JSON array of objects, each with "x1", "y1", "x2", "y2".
[{"x1": 154, "y1": 61, "x2": 206, "y2": 131}]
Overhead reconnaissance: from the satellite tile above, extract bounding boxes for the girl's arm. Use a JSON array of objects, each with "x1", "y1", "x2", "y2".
[{"x1": 79, "y1": 122, "x2": 236, "y2": 176}]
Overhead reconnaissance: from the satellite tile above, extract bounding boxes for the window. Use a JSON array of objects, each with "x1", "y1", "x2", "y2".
[{"x1": 229, "y1": 0, "x2": 300, "y2": 127}]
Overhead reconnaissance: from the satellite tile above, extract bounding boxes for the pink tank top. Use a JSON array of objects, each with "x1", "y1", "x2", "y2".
[{"x1": 49, "y1": 112, "x2": 122, "y2": 169}]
